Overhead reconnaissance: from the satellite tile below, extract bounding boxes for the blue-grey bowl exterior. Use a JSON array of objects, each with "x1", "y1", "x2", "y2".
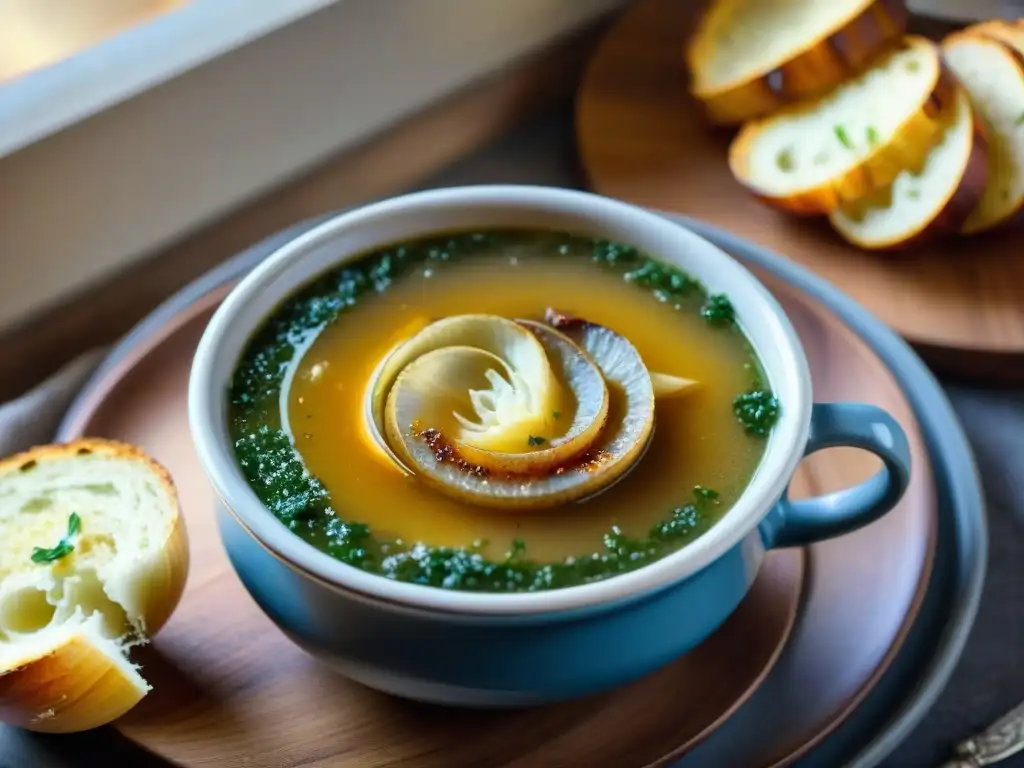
[
  {"x1": 216, "y1": 502, "x2": 764, "y2": 706},
  {"x1": 214, "y1": 402, "x2": 909, "y2": 706}
]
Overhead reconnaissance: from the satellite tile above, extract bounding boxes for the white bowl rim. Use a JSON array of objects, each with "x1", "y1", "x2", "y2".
[{"x1": 188, "y1": 185, "x2": 813, "y2": 615}]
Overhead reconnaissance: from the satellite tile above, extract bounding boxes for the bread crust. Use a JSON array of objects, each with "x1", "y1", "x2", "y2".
[
  {"x1": 729, "y1": 36, "x2": 954, "y2": 216},
  {"x1": 0, "y1": 631, "x2": 149, "y2": 733},
  {"x1": 0, "y1": 438, "x2": 189, "y2": 732},
  {"x1": 967, "y1": 19, "x2": 1024, "y2": 52},
  {"x1": 688, "y1": 0, "x2": 910, "y2": 125},
  {"x1": 829, "y1": 86, "x2": 990, "y2": 250},
  {"x1": 942, "y1": 29, "x2": 1024, "y2": 234}
]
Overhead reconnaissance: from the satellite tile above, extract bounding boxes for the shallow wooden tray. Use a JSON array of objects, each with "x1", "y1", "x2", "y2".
[
  {"x1": 55, "y1": 218, "x2": 936, "y2": 767},
  {"x1": 576, "y1": 0, "x2": 1024, "y2": 384}
]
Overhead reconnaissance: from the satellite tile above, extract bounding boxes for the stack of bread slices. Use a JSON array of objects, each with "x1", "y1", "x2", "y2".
[{"x1": 686, "y1": 0, "x2": 1024, "y2": 250}]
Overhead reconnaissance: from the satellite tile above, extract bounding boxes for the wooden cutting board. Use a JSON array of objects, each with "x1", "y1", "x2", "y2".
[{"x1": 575, "y1": 0, "x2": 1024, "y2": 383}]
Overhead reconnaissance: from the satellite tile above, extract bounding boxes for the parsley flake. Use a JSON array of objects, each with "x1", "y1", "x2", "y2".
[
  {"x1": 31, "y1": 513, "x2": 82, "y2": 564},
  {"x1": 701, "y1": 294, "x2": 735, "y2": 325},
  {"x1": 834, "y1": 124, "x2": 854, "y2": 149},
  {"x1": 694, "y1": 486, "x2": 720, "y2": 504}
]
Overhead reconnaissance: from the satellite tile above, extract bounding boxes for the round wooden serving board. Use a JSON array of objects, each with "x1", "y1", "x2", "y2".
[
  {"x1": 57, "y1": 256, "x2": 936, "y2": 767},
  {"x1": 576, "y1": 0, "x2": 1024, "y2": 383}
]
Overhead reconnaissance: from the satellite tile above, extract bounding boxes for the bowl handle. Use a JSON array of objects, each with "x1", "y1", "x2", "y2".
[{"x1": 762, "y1": 403, "x2": 912, "y2": 549}]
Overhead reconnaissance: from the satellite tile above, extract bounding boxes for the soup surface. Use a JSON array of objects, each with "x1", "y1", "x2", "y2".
[{"x1": 229, "y1": 230, "x2": 780, "y2": 592}]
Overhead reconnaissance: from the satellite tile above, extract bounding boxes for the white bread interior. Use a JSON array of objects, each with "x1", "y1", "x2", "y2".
[
  {"x1": 0, "y1": 440, "x2": 187, "y2": 732},
  {"x1": 943, "y1": 33, "x2": 1024, "y2": 233},
  {"x1": 732, "y1": 38, "x2": 940, "y2": 201},
  {"x1": 689, "y1": 0, "x2": 874, "y2": 93},
  {"x1": 830, "y1": 86, "x2": 979, "y2": 248}
]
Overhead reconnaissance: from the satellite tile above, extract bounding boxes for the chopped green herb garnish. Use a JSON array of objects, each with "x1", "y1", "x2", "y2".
[
  {"x1": 507, "y1": 538, "x2": 527, "y2": 561},
  {"x1": 233, "y1": 420, "x2": 718, "y2": 591},
  {"x1": 701, "y1": 294, "x2": 735, "y2": 325},
  {"x1": 527, "y1": 435, "x2": 547, "y2": 446},
  {"x1": 776, "y1": 148, "x2": 795, "y2": 172},
  {"x1": 1016, "y1": 111, "x2": 1024, "y2": 126},
  {"x1": 866, "y1": 125, "x2": 879, "y2": 146},
  {"x1": 733, "y1": 389, "x2": 781, "y2": 438},
  {"x1": 31, "y1": 512, "x2": 81, "y2": 564},
  {"x1": 906, "y1": 189, "x2": 921, "y2": 200},
  {"x1": 694, "y1": 486, "x2": 720, "y2": 504},
  {"x1": 834, "y1": 124, "x2": 854, "y2": 149},
  {"x1": 552, "y1": 410, "x2": 560, "y2": 419}
]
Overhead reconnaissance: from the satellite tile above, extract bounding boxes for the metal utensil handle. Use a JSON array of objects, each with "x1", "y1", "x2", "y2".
[{"x1": 941, "y1": 701, "x2": 1024, "y2": 767}]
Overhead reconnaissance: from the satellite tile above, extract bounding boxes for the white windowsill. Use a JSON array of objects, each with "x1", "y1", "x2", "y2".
[
  {"x1": 0, "y1": 0, "x2": 625, "y2": 334},
  {"x1": 0, "y1": 0, "x2": 340, "y2": 159}
]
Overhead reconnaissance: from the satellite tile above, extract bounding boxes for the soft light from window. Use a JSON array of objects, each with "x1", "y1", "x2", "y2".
[{"x1": 0, "y1": 0, "x2": 187, "y2": 82}]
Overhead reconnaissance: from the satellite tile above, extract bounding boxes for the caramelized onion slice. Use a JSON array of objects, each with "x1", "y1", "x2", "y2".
[
  {"x1": 551, "y1": 319, "x2": 656, "y2": 483},
  {"x1": 382, "y1": 321, "x2": 609, "y2": 477},
  {"x1": 365, "y1": 314, "x2": 559, "y2": 472},
  {"x1": 382, "y1": 317, "x2": 655, "y2": 509},
  {"x1": 544, "y1": 308, "x2": 701, "y2": 399},
  {"x1": 369, "y1": 314, "x2": 556, "y2": 437},
  {"x1": 448, "y1": 321, "x2": 608, "y2": 474},
  {"x1": 383, "y1": 344, "x2": 513, "y2": 448}
]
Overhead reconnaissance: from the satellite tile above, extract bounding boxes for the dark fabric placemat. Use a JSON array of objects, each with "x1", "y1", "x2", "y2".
[{"x1": 884, "y1": 388, "x2": 1024, "y2": 767}]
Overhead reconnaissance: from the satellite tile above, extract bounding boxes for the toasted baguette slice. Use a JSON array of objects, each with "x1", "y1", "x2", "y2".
[
  {"x1": 0, "y1": 440, "x2": 188, "y2": 733},
  {"x1": 830, "y1": 86, "x2": 988, "y2": 249},
  {"x1": 966, "y1": 19, "x2": 1024, "y2": 51},
  {"x1": 729, "y1": 36, "x2": 954, "y2": 215},
  {"x1": 687, "y1": 0, "x2": 909, "y2": 125},
  {"x1": 943, "y1": 30, "x2": 1024, "y2": 233}
]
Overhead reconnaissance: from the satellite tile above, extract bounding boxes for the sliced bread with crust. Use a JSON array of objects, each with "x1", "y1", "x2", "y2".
[
  {"x1": 829, "y1": 85, "x2": 988, "y2": 249},
  {"x1": 0, "y1": 439, "x2": 189, "y2": 733},
  {"x1": 966, "y1": 19, "x2": 1024, "y2": 51},
  {"x1": 687, "y1": 0, "x2": 909, "y2": 125},
  {"x1": 729, "y1": 35, "x2": 954, "y2": 215},
  {"x1": 943, "y1": 29, "x2": 1024, "y2": 234}
]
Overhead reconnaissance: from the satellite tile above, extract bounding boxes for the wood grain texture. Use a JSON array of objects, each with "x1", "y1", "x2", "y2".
[
  {"x1": 0, "y1": 19, "x2": 609, "y2": 404},
  {"x1": 55, "y1": 266, "x2": 936, "y2": 768},
  {"x1": 576, "y1": 0, "x2": 1024, "y2": 383}
]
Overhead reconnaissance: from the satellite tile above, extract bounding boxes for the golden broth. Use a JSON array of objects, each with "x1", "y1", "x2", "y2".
[{"x1": 286, "y1": 243, "x2": 765, "y2": 564}]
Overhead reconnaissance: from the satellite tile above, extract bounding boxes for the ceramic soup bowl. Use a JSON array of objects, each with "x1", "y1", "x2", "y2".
[{"x1": 189, "y1": 186, "x2": 911, "y2": 707}]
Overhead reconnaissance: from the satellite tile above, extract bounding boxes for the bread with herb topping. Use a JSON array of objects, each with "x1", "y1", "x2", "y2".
[
  {"x1": 728, "y1": 36, "x2": 953, "y2": 215},
  {"x1": 0, "y1": 439, "x2": 188, "y2": 732},
  {"x1": 965, "y1": 18, "x2": 1024, "y2": 51},
  {"x1": 943, "y1": 27, "x2": 1024, "y2": 233},
  {"x1": 686, "y1": 0, "x2": 909, "y2": 125},
  {"x1": 829, "y1": 85, "x2": 988, "y2": 249}
]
